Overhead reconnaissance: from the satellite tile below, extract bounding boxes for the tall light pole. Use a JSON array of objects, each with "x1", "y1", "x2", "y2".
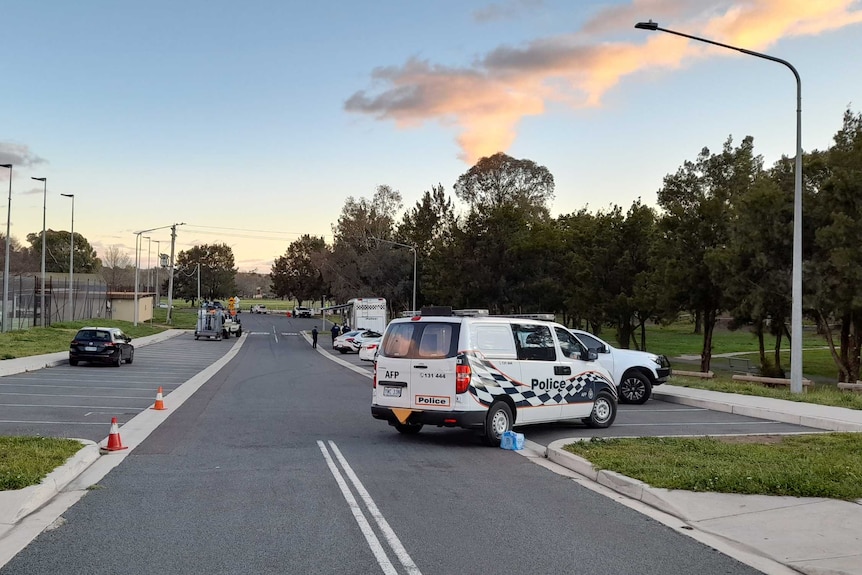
[
  {"x1": 1, "y1": 164, "x2": 11, "y2": 333},
  {"x1": 372, "y1": 236, "x2": 417, "y2": 313},
  {"x1": 153, "y1": 239, "x2": 162, "y2": 305},
  {"x1": 635, "y1": 20, "x2": 803, "y2": 393},
  {"x1": 31, "y1": 177, "x2": 47, "y2": 327},
  {"x1": 165, "y1": 222, "x2": 186, "y2": 325},
  {"x1": 60, "y1": 193, "x2": 75, "y2": 321},
  {"x1": 134, "y1": 224, "x2": 174, "y2": 326},
  {"x1": 143, "y1": 235, "x2": 152, "y2": 292}
]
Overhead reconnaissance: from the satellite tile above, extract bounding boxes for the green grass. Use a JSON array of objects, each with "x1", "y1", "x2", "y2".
[
  {"x1": 0, "y1": 320, "x2": 168, "y2": 360},
  {"x1": 0, "y1": 437, "x2": 85, "y2": 490},
  {"x1": 637, "y1": 321, "x2": 825, "y2": 357},
  {"x1": 668, "y1": 374, "x2": 862, "y2": 410},
  {"x1": 564, "y1": 433, "x2": 862, "y2": 500}
]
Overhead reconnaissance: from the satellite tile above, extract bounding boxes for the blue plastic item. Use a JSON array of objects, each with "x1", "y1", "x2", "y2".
[{"x1": 500, "y1": 430, "x2": 525, "y2": 450}]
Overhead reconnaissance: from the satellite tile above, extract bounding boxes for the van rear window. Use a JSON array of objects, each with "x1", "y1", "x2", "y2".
[{"x1": 380, "y1": 322, "x2": 458, "y2": 359}]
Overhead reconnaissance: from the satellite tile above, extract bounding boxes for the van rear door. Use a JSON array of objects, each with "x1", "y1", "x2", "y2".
[
  {"x1": 375, "y1": 322, "x2": 415, "y2": 409},
  {"x1": 409, "y1": 322, "x2": 459, "y2": 411}
]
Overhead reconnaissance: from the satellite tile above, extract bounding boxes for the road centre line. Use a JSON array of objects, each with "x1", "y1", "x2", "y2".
[
  {"x1": 327, "y1": 441, "x2": 422, "y2": 575},
  {"x1": 317, "y1": 440, "x2": 398, "y2": 575},
  {"x1": 272, "y1": 326, "x2": 278, "y2": 344}
]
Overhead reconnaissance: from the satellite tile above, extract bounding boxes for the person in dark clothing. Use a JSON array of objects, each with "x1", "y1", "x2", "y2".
[
  {"x1": 342, "y1": 324, "x2": 350, "y2": 334},
  {"x1": 311, "y1": 326, "x2": 319, "y2": 349},
  {"x1": 331, "y1": 324, "x2": 340, "y2": 347}
]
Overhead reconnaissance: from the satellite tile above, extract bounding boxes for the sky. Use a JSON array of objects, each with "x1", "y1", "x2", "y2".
[{"x1": 1, "y1": 0, "x2": 861, "y2": 273}]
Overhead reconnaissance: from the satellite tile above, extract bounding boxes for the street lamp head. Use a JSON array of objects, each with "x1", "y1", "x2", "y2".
[
  {"x1": 60, "y1": 193, "x2": 74, "y2": 198},
  {"x1": 0, "y1": 164, "x2": 11, "y2": 169},
  {"x1": 635, "y1": 20, "x2": 659, "y2": 30},
  {"x1": 31, "y1": 177, "x2": 46, "y2": 182}
]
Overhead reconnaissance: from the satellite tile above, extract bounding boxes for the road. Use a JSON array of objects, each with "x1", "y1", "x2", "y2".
[{"x1": 0, "y1": 313, "x2": 803, "y2": 574}]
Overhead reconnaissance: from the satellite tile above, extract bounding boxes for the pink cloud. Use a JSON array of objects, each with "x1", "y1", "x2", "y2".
[{"x1": 345, "y1": 0, "x2": 862, "y2": 164}]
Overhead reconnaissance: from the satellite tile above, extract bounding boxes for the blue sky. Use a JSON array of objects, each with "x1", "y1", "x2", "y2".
[{"x1": 2, "y1": 0, "x2": 861, "y2": 272}]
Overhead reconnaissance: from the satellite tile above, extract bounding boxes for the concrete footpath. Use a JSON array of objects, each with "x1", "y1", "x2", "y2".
[{"x1": 3, "y1": 337, "x2": 862, "y2": 575}]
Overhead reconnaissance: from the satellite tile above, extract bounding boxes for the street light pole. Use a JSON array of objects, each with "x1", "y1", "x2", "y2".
[
  {"x1": 1, "y1": 164, "x2": 11, "y2": 333},
  {"x1": 134, "y1": 224, "x2": 175, "y2": 326},
  {"x1": 143, "y1": 236, "x2": 151, "y2": 292},
  {"x1": 371, "y1": 236, "x2": 417, "y2": 313},
  {"x1": 635, "y1": 20, "x2": 803, "y2": 393},
  {"x1": 153, "y1": 239, "x2": 161, "y2": 305},
  {"x1": 31, "y1": 177, "x2": 47, "y2": 327},
  {"x1": 61, "y1": 193, "x2": 74, "y2": 321}
]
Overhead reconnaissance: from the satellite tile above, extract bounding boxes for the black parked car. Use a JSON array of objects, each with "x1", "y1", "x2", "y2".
[{"x1": 69, "y1": 327, "x2": 134, "y2": 367}]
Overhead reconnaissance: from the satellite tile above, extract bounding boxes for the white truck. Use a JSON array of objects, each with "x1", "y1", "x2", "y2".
[{"x1": 346, "y1": 297, "x2": 387, "y2": 333}]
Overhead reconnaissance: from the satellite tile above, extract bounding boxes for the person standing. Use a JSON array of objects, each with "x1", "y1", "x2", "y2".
[
  {"x1": 311, "y1": 326, "x2": 319, "y2": 349},
  {"x1": 331, "y1": 324, "x2": 340, "y2": 348}
]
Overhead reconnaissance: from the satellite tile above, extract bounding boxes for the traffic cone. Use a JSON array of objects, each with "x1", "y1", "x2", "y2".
[
  {"x1": 104, "y1": 417, "x2": 128, "y2": 451},
  {"x1": 151, "y1": 387, "x2": 166, "y2": 411}
]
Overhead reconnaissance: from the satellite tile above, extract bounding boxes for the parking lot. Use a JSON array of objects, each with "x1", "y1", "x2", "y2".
[{"x1": 0, "y1": 333, "x2": 237, "y2": 442}]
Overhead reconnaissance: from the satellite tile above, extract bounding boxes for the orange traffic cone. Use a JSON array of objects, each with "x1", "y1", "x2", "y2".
[
  {"x1": 151, "y1": 387, "x2": 166, "y2": 411},
  {"x1": 104, "y1": 417, "x2": 128, "y2": 451}
]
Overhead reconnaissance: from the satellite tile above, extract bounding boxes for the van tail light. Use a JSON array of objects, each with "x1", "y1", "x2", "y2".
[
  {"x1": 373, "y1": 364, "x2": 378, "y2": 388},
  {"x1": 456, "y1": 359, "x2": 471, "y2": 394}
]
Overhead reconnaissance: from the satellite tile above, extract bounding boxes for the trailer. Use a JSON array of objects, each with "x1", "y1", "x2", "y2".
[{"x1": 195, "y1": 307, "x2": 224, "y2": 340}]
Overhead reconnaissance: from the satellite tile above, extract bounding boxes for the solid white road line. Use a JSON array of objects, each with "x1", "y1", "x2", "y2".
[
  {"x1": 317, "y1": 440, "x2": 398, "y2": 575},
  {"x1": 328, "y1": 441, "x2": 422, "y2": 575}
]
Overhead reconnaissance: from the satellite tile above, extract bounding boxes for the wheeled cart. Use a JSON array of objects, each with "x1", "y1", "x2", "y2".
[{"x1": 194, "y1": 308, "x2": 224, "y2": 340}]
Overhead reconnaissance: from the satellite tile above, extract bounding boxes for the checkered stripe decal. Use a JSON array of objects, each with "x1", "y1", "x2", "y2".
[{"x1": 467, "y1": 355, "x2": 608, "y2": 408}]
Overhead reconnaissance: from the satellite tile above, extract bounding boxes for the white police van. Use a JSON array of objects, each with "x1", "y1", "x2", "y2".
[{"x1": 371, "y1": 307, "x2": 618, "y2": 446}]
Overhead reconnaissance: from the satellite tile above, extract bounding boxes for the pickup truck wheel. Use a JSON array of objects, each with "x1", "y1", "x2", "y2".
[{"x1": 619, "y1": 372, "x2": 651, "y2": 404}]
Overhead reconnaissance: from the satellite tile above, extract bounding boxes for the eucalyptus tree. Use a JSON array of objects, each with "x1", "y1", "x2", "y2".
[
  {"x1": 654, "y1": 136, "x2": 761, "y2": 372},
  {"x1": 26, "y1": 229, "x2": 101, "y2": 273},
  {"x1": 173, "y1": 243, "x2": 237, "y2": 303},
  {"x1": 807, "y1": 108, "x2": 862, "y2": 382},
  {"x1": 451, "y1": 152, "x2": 555, "y2": 313},
  {"x1": 271, "y1": 234, "x2": 328, "y2": 304}
]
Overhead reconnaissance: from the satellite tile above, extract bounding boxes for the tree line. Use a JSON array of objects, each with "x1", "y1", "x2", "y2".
[{"x1": 270, "y1": 108, "x2": 862, "y2": 382}]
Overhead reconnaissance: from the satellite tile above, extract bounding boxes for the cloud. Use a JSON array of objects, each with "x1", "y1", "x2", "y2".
[
  {"x1": 345, "y1": 0, "x2": 862, "y2": 164},
  {"x1": 0, "y1": 143, "x2": 47, "y2": 176},
  {"x1": 473, "y1": 0, "x2": 544, "y2": 23}
]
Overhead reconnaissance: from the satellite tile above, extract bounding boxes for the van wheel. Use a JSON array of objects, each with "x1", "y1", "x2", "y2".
[
  {"x1": 619, "y1": 372, "x2": 651, "y2": 404},
  {"x1": 394, "y1": 422, "x2": 423, "y2": 435},
  {"x1": 69, "y1": 359, "x2": 78, "y2": 366},
  {"x1": 583, "y1": 391, "x2": 616, "y2": 428},
  {"x1": 483, "y1": 402, "x2": 513, "y2": 447}
]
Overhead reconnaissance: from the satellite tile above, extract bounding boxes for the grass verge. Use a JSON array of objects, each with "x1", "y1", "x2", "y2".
[
  {"x1": 668, "y1": 375, "x2": 862, "y2": 410},
  {"x1": 564, "y1": 433, "x2": 862, "y2": 500},
  {"x1": 0, "y1": 437, "x2": 85, "y2": 490}
]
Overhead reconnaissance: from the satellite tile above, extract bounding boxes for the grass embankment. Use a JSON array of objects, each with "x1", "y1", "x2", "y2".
[
  {"x1": 668, "y1": 375, "x2": 862, "y2": 410},
  {"x1": 0, "y1": 437, "x2": 85, "y2": 490},
  {"x1": 564, "y1": 433, "x2": 862, "y2": 500}
]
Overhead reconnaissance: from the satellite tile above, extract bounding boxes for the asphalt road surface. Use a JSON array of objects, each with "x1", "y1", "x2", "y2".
[{"x1": 1, "y1": 314, "x2": 778, "y2": 574}]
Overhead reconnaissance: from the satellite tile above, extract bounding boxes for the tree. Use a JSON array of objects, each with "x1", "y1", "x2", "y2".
[
  {"x1": 654, "y1": 136, "x2": 762, "y2": 372},
  {"x1": 26, "y1": 229, "x2": 101, "y2": 273},
  {"x1": 271, "y1": 235, "x2": 328, "y2": 303},
  {"x1": 173, "y1": 244, "x2": 237, "y2": 303},
  {"x1": 447, "y1": 152, "x2": 555, "y2": 312},
  {"x1": 808, "y1": 108, "x2": 862, "y2": 382},
  {"x1": 99, "y1": 244, "x2": 133, "y2": 291}
]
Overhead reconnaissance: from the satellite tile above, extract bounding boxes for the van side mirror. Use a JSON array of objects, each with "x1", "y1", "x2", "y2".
[{"x1": 580, "y1": 349, "x2": 598, "y2": 361}]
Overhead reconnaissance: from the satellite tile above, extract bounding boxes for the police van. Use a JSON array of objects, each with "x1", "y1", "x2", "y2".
[{"x1": 371, "y1": 307, "x2": 618, "y2": 446}]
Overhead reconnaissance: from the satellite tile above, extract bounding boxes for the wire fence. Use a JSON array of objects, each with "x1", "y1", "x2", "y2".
[{"x1": 1, "y1": 275, "x2": 110, "y2": 331}]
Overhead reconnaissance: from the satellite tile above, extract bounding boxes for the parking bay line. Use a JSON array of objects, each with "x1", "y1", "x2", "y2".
[{"x1": 614, "y1": 421, "x2": 786, "y2": 427}]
